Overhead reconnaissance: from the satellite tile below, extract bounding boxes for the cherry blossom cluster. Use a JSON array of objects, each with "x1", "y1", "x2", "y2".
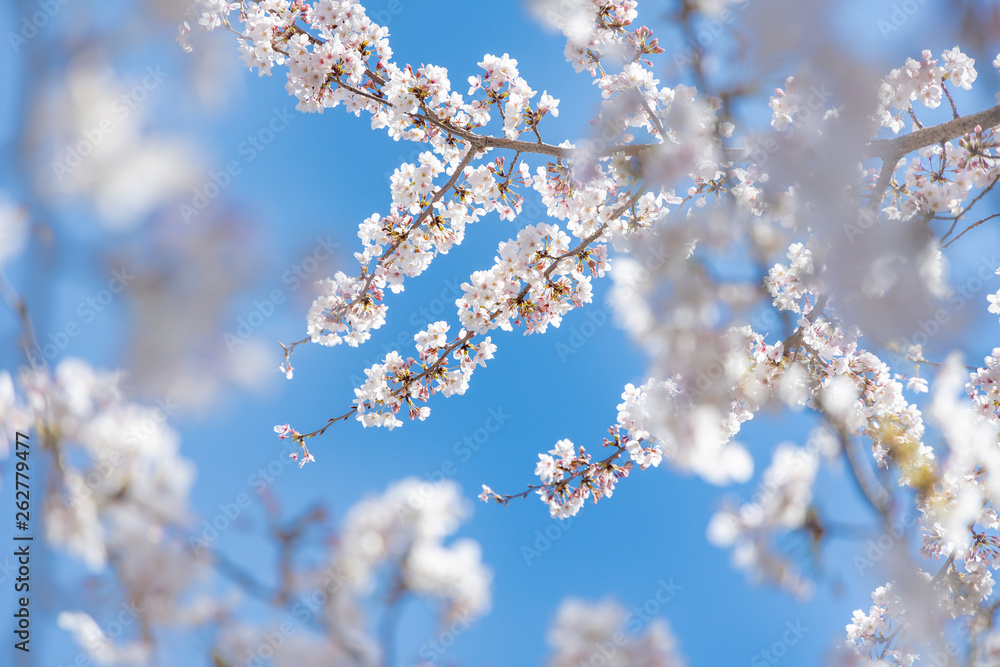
[
  {"x1": 12, "y1": 359, "x2": 196, "y2": 569},
  {"x1": 303, "y1": 153, "x2": 521, "y2": 350},
  {"x1": 182, "y1": 0, "x2": 581, "y2": 385},
  {"x1": 294, "y1": 180, "x2": 654, "y2": 450},
  {"x1": 493, "y1": 339, "x2": 806, "y2": 518},
  {"x1": 765, "y1": 245, "x2": 936, "y2": 489},
  {"x1": 182, "y1": 0, "x2": 561, "y2": 149},
  {"x1": 844, "y1": 583, "x2": 918, "y2": 665},
  {"x1": 181, "y1": 0, "x2": 739, "y2": 466},
  {"x1": 458, "y1": 220, "x2": 604, "y2": 335},
  {"x1": 875, "y1": 48, "x2": 978, "y2": 134},
  {"x1": 764, "y1": 242, "x2": 815, "y2": 313},
  {"x1": 835, "y1": 334, "x2": 1000, "y2": 664},
  {"x1": 203, "y1": 478, "x2": 492, "y2": 666},
  {"x1": 306, "y1": 270, "x2": 387, "y2": 347},
  {"x1": 825, "y1": 289, "x2": 1000, "y2": 665},
  {"x1": 617, "y1": 373, "x2": 757, "y2": 483},
  {"x1": 916, "y1": 355, "x2": 1000, "y2": 574},
  {"x1": 296, "y1": 179, "x2": 637, "y2": 447},
  {"x1": 483, "y1": 429, "x2": 634, "y2": 520},
  {"x1": 602, "y1": 236, "x2": 967, "y2": 610},
  {"x1": 883, "y1": 125, "x2": 1000, "y2": 219},
  {"x1": 968, "y1": 346, "x2": 1000, "y2": 428},
  {"x1": 177, "y1": 5, "x2": 1000, "y2": 660},
  {"x1": 843, "y1": 560, "x2": 997, "y2": 665},
  {"x1": 532, "y1": 0, "x2": 639, "y2": 73},
  {"x1": 480, "y1": 381, "x2": 669, "y2": 518},
  {"x1": 57, "y1": 612, "x2": 152, "y2": 666},
  {"x1": 346, "y1": 329, "x2": 496, "y2": 430}
]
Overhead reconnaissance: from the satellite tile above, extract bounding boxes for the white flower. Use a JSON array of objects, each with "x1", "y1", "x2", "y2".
[
  {"x1": 988, "y1": 290, "x2": 1000, "y2": 315},
  {"x1": 538, "y1": 92, "x2": 560, "y2": 116}
]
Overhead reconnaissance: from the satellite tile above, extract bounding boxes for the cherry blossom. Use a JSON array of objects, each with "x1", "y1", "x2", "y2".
[{"x1": 21, "y1": 0, "x2": 989, "y2": 662}]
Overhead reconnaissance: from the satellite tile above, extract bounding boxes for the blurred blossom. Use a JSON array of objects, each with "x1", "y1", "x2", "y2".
[
  {"x1": 0, "y1": 193, "x2": 29, "y2": 263},
  {"x1": 33, "y1": 53, "x2": 203, "y2": 229},
  {"x1": 547, "y1": 598, "x2": 684, "y2": 666},
  {"x1": 118, "y1": 215, "x2": 274, "y2": 408},
  {"x1": 5, "y1": 0, "x2": 1000, "y2": 665}
]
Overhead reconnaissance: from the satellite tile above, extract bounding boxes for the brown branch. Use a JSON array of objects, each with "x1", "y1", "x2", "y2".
[
  {"x1": 637, "y1": 93, "x2": 666, "y2": 139},
  {"x1": 781, "y1": 294, "x2": 828, "y2": 350},
  {"x1": 0, "y1": 263, "x2": 44, "y2": 369},
  {"x1": 867, "y1": 157, "x2": 900, "y2": 213},
  {"x1": 495, "y1": 445, "x2": 628, "y2": 503},
  {"x1": 835, "y1": 422, "x2": 894, "y2": 521},
  {"x1": 866, "y1": 104, "x2": 1000, "y2": 161},
  {"x1": 942, "y1": 212, "x2": 1000, "y2": 248},
  {"x1": 304, "y1": 186, "x2": 648, "y2": 441},
  {"x1": 321, "y1": 148, "x2": 479, "y2": 328},
  {"x1": 940, "y1": 173, "x2": 1000, "y2": 244},
  {"x1": 865, "y1": 104, "x2": 1000, "y2": 212},
  {"x1": 326, "y1": 76, "x2": 739, "y2": 162}
]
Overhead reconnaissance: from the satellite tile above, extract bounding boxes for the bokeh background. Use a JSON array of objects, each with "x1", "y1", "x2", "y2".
[{"x1": 2, "y1": 0, "x2": 1000, "y2": 665}]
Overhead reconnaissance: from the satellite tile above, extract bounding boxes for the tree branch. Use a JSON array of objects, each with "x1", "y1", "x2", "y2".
[
  {"x1": 865, "y1": 104, "x2": 1000, "y2": 212},
  {"x1": 866, "y1": 104, "x2": 1000, "y2": 161}
]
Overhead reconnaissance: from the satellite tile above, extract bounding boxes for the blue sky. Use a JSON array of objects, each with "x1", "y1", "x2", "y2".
[{"x1": 2, "y1": 0, "x2": 1000, "y2": 665}]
